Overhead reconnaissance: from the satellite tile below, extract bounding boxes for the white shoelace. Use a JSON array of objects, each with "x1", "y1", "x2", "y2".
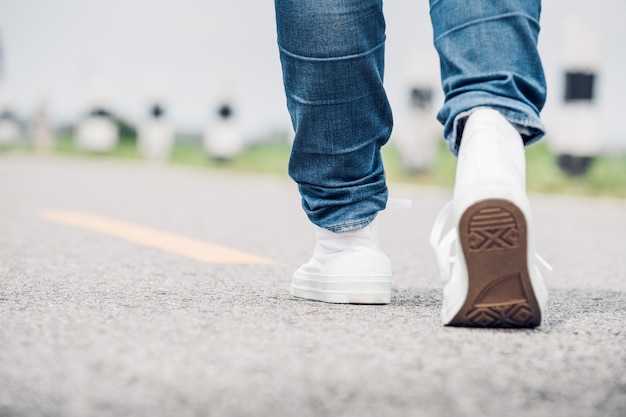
[{"x1": 429, "y1": 201, "x2": 552, "y2": 284}]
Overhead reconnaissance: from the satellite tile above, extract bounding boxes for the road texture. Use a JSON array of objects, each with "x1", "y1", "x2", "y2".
[{"x1": 1, "y1": 153, "x2": 625, "y2": 417}]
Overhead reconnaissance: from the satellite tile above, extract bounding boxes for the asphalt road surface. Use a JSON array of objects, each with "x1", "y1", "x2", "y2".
[{"x1": 1, "y1": 153, "x2": 625, "y2": 417}]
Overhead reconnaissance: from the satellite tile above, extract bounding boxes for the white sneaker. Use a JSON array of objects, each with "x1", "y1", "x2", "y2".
[
  {"x1": 430, "y1": 108, "x2": 548, "y2": 327},
  {"x1": 292, "y1": 219, "x2": 392, "y2": 304}
]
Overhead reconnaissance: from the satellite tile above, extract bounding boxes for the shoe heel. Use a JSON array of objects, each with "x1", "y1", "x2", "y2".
[{"x1": 449, "y1": 199, "x2": 541, "y2": 328}]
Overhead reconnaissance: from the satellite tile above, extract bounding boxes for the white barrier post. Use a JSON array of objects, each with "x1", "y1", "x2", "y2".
[
  {"x1": 203, "y1": 75, "x2": 243, "y2": 161},
  {"x1": 395, "y1": 48, "x2": 441, "y2": 173},
  {"x1": 32, "y1": 96, "x2": 55, "y2": 152},
  {"x1": 550, "y1": 15, "x2": 601, "y2": 176},
  {"x1": 138, "y1": 76, "x2": 174, "y2": 160},
  {"x1": 138, "y1": 102, "x2": 174, "y2": 160},
  {"x1": 75, "y1": 81, "x2": 119, "y2": 153}
]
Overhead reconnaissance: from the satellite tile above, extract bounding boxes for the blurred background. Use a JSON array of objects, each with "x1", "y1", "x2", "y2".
[{"x1": 0, "y1": 0, "x2": 624, "y2": 195}]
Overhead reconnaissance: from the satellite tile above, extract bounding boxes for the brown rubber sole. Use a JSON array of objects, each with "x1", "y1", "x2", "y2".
[{"x1": 448, "y1": 199, "x2": 541, "y2": 328}]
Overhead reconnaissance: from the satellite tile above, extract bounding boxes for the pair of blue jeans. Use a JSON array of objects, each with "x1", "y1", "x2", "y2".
[{"x1": 275, "y1": 0, "x2": 547, "y2": 232}]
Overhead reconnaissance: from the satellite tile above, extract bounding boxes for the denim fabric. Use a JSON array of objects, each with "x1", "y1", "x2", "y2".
[
  {"x1": 275, "y1": 0, "x2": 547, "y2": 232},
  {"x1": 430, "y1": 0, "x2": 547, "y2": 154}
]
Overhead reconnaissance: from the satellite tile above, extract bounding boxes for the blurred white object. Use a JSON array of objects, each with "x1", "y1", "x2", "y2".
[
  {"x1": 203, "y1": 76, "x2": 244, "y2": 160},
  {"x1": 138, "y1": 103, "x2": 174, "y2": 160},
  {"x1": 549, "y1": 15, "x2": 601, "y2": 175},
  {"x1": 75, "y1": 79, "x2": 119, "y2": 152},
  {"x1": 396, "y1": 85, "x2": 441, "y2": 172},
  {"x1": 203, "y1": 103, "x2": 243, "y2": 160},
  {"x1": 75, "y1": 109, "x2": 119, "y2": 152},
  {"x1": 394, "y1": 48, "x2": 441, "y2": 172},
  {"x1": 32, "y1": 96, "x2": 55, "y2": 152}
]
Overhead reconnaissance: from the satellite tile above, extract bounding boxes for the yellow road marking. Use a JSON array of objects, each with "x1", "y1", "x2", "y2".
[{"x1": 40, "y1": 210, "x2": 275, "y2": 265}]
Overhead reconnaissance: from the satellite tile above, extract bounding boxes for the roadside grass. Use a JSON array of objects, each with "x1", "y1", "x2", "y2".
[
  {"x1": 4, "y1": 134, "x2": 625, "y2": 198},
  {"x1": 525, "y1": 141, "x2": 626, "y2": 197},
  {"x1": 384, "y1": 139, "x2": 626, "y2": 198},
  {"x1": 383, "y1": 141, "x2": 626, "y2": 198}
]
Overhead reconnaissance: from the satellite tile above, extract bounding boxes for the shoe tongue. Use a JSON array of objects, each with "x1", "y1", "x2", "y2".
[{"x1": 460, "y1": 108, "x2": 526, "y2": 186}]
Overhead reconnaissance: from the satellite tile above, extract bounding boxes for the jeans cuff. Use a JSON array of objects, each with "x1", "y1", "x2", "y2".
[
  {"x1": 320, "y1": 214, "x2": 377, "y2": 233},
  {"x1": 446, "y1": 106, "x2": 545, "y2": 156}
]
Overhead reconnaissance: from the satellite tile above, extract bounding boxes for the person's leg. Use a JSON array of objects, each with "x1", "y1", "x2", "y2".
[
  {"x1": 275, "y1": 0, "x2": 391, "y2": 232},
  {"x1": 275, "y1": 0, "x2": 393, "y2": 303},
  {"x1": 430, "y1": 0, "x2": 546, "y2": 154},
  {"x1": 429, "y1": 0, "x2": 549, "y2": 327}
]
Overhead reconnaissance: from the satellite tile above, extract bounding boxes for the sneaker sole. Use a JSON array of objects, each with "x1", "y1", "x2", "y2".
[
  {"x1": 448, "y1": 199, "x2": 541, "y2": 328},
  {"x1": 291, "y1": 274, "x2": 391, "y2": 305}
]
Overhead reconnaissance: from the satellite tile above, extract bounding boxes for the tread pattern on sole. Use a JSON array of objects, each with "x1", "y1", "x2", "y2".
[
  {"x1": 464, "y1": 273, "x2": 534, "y2": 327},
  {"x1": 449, "y1": 199, "x2": 541, "y2": 328},
  {"x1": 467, "y1": 206, "x2": 520, "y2": 252}
]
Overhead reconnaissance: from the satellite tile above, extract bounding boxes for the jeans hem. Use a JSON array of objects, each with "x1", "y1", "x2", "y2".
[
  {"x1": 320, "y1": 214, "x2": 377, "y2": 233},
  {"x1": 444, "y1": 102, "x2": 545, "y2": 156}
]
